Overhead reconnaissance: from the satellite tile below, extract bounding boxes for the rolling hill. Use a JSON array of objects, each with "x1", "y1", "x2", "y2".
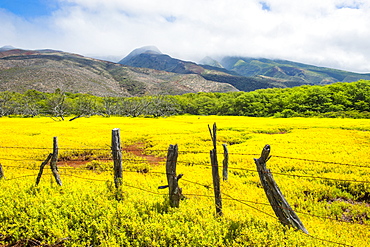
[
  {"x1": 118, "y1": 47, "x2": 309, "y2": 91},
  {"x1": 120, "y1": 46, "x2": 370, "y2": 91},
  {"x1": 219, "y1": 56, "x2": 370, "y2": 84},
  {"x1": 2, "y1": 45, "x2": 370, "y2": 97},
  {"x1": 0, "y1": 48, "x2": 237, "y2": 96}
]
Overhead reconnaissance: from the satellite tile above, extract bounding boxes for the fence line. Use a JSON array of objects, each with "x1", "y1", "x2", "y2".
[
  {"x1": 67, "y1": 175, "x2": 368, "y2": 246},
  {"x1": 180, "y1": 176, "x2": 370, "y2": 226},
  {"x1": 2, "y1": 170, "x2": 368, "y2": 228},
  {"x1": 1, "y1": 141, "x2": 368, "y2": 246},
  {"x1": 1, "y1": 145, "x2": 370, "y2": 169},
  {"x1": 0, "y1": 170, "x2": 365, "y2": 246},
  {"x1": 227, "y1": 166, "x2": 370, "y2": 183},
  {"x1": 62, "y1": 172, "x2": 370, "y2": 228},
  {"x1": 1, "y1": 160, "x2": 369, "y2": 185}
]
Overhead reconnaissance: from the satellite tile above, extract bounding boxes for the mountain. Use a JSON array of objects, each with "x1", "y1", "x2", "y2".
[
  {"x1": 0, "y1": 48, "x2": 238, "y2": 96},
  {"x1": 119, "y1": 47, "x2": 314, "y2": 91},
  {"x1": 3, "y1": 46, "x2": 370, "y2": 97},
  {"x1": 119, "y1": 46, "x2": 216, "y2": 74},
  {"x1": 220, "y1": 56, "x2": 370, "y2": 85},
  {"x1": 199, "y1": 56, "x2": 223, "y2": 68},
  {"x1": 119, "y1": 46, "x2": 162, "y2": 64},
  {"x1": 0, "y1": 45, "x2": 16, "y2": 51}
]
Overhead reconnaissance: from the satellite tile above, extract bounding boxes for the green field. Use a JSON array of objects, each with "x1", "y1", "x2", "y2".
[{"x1": 0, "y1": 116, "x2": 369, "y2": 246}]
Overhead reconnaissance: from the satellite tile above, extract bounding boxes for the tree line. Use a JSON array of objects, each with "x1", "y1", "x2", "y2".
[{"x1": 0, "y1": 80, "x2": 369, "y2": 120}]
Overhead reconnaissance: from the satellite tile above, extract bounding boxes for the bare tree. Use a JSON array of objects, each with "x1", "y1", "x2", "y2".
[
  {"x1": 45, "y1": 90, "x2": 70, "y2": 121},
  {"x1": 70, "y1": 95, "x2": 103, "y2": 120}
]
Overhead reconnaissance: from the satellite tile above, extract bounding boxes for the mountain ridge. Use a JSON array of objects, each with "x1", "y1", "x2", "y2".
[
  {"x1": 119, "y1": 46, "x2": 370, "y2": 91},
  {"x1": 2, "y1": 45, "x2": 370, "y2": 97},
  {"x1": 0, "y1": 48, "x2": 237, "y2": 96},
  {"x1": 218, "y1": 56, "x2": 370, "y2": 84}
]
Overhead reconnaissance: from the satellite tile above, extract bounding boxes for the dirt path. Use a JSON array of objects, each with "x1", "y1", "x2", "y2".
[
  {"x1": 122, "y1": 143, "x2": 166, "y2": 165},
  {"x1": 59, "y1": 143, "x2": 165, "y2": 167}
]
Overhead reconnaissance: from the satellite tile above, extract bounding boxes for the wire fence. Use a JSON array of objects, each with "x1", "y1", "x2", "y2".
[
  {"x1": 3, "y1": 171, "x2": 361, "y2": 246},
  {"x1": 3, "y1": 161, "x2": 370, "y2": 227},
  {"x1": 0, "y1": 145, "x2": 369, "y2": 247}
]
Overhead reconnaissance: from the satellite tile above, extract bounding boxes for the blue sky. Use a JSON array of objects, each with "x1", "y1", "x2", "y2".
[
  {"x1": 0, "y1": 0, "x2": 59, "y2": 18},
  {"x1": 1, "y1": 0, "x2": 370, "y2": 73}
]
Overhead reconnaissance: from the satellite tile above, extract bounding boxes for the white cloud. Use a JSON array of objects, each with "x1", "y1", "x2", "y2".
[{"x1": 1, "y1": 0, "x2": 370, "y2": 72}]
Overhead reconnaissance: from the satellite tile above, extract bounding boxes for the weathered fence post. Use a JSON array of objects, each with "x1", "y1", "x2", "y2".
[
  {"x1": 50, "y1": 137, "x2": 62, "y2": 186},
  {"x1": 112, "y1": 128, "x2": 123, "y2": 189},
  {"x1": 0, "y1": 163, "x2": 5, "y2": 179},
  {"x1": 35, "y1": 153, "x2": 53, "y2": 186},
  {"x1": 165, "y1": 144, "x2": 183, "y2": 208},
  {"x1": 209, "y1": 123, "x2": 223, "y2": 216},
  {"x1": 254, "y1": 144, "x2": 308, "y2": 234},
  {"x1": 222, "y1": 144, "x2": 229, "y2": 181}
]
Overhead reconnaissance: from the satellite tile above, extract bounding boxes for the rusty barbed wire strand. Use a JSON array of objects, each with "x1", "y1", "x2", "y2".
[
  {"x1": 3, "y1": 170, "x2": 367, "y2": 246},
  {"x1": 2, "y1": 159, "x2": 369, "y2": 184},
  {"x1": 1, "y1": 144, "x2": 370, "y2": 166},
  {"x1": 60, "y1": 175, "x2": 362, "y2": 246}
]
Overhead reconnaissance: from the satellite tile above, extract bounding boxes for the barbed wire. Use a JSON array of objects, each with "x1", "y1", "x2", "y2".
[
  {"x1": 303, "y1": 233, "x2": 354, "y2": 247},
  {"x1": 179, "y1": 177, "x2": 369, "y2": 226},
  {"x1": 274, "y1": 155, "x2": 370, "y2": 169},
  {"x1": 33, "y1": 172, "x2": 370, "y2": 226},
  {"x1": 1, "y1": 170, "x2": 366, "y2": 246},
  {"x1": 1, "y1": 145, "x2": 369, "y2": 169},
  {"x1": 97, "y1": 177, "x2": 363, "y2": 246},
  {"x1": 227, "y1": 166, "x2": 370, "y2": 184},
  {"x1": 2, "y1": 159, "x2": 369, "y2": 184}
]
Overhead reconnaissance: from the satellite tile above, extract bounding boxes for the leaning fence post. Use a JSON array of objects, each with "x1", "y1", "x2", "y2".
[
  {"x1": 165, "y1": 144, "x2": 183, "y2": 208},
  {"x1": 50, "y1": 137, "x2": 62, "y2": 186},
  {"x1": 209, "y1": 123, "x2": 223, "y2": 216},
  {"x1": 36, "y1": 153, "x2": 53, "y2": 186},
  {"x1": 112, "y1": 128, "x2": 123, "y2": 189},
  {"x1": 222, "y1": 144, "x2": 229, "y2": 181},
  {"x1": 254, "y1": 144, "x2": 308, "y2": 234},
  {"x1": 0, "y1": 163, "x2": 5, "y2": 179}
]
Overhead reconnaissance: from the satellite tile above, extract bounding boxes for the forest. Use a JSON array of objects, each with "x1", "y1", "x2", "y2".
[{"x1": 0, "y1": 80, "x2": 369, "y2": 119}]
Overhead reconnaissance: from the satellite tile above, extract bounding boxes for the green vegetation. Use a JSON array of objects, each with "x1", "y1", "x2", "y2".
[
  {"x1": 1, "y1": 80, "x2": 370, "y2": 119},
  {"x1": 220, "y1": 56, "x2": 370, "y2": 84}
]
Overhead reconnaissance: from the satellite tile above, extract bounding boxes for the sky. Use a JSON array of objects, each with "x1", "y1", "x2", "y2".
[{"x1": 1, "y1": 0, "x2": 370, "y2": 73}]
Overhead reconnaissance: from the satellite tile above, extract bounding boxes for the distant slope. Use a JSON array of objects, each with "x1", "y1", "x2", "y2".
[
  {"x1": 119, "y1": 47, "x2": 311, "y2": 91},
  {"x1": 220, "y1": 56, "x2": 370, "y2": 84},
  {"x1": 4, "y1": 46, "x2": 370, "y2": 97},
  {"x1": 0, "y1": 49, "x2": 238, "y2": 96},
  {"x1": 119, "y1": 46, "x2": 240, "y2": 75},
  {"x1": 199, "y1": 56, "x2": 224, "y2": 68}
]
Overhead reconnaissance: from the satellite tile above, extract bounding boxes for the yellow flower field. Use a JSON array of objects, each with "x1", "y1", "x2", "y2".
[{"x1": 0, "y1": 116, "x2": 369, "y2": 246}]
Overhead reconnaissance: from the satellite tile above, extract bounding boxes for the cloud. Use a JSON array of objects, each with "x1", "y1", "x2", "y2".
[{"x1": 1, "y1": 0, "x2": 370, "y2": 72}]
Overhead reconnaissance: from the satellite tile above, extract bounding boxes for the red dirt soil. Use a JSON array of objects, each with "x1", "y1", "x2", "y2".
[
  {"x1": 122, "y1": 143, "x2": 165, "y2": 165},
  {"x1": 59, "y1": 143, "x2": 165, "y2": 167}
]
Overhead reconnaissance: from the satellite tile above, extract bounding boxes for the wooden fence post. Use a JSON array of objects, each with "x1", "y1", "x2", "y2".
[
  {"x1": 35, "y1": 153, "x2": 53, "y2": 186},
  {"x1": 222, "y1": 144, "x2": 229, "y2": 181},
  {"x1": 0, "y1": 163, "x2": 4, "y2": 179},
  {"x1": 50, "y1": 137, "x2": 62, "y2": 186},
  {"x1": 112, "y1": 128, "x2": 123, "y2": 189},
  {"x1": 209, "y1": 123, "x2": 223, "y2": 216},
  {"x1": 165, "y1": 144, "x2": 183, "y2": 208},
  {"x1": 254, "y1": 144, "x2": 308, "y2": 234}
]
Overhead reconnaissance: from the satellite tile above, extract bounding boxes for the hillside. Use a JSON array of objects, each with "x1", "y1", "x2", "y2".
[
  {"x1": 0, "y1": 48, "x2": 238, "y2": 97},
  {"x1": 120, "y1": 46, "x2": 370, "y2": 91},
  {"x1": 119, "y1": 47, "x2": 310, "y2": 91},
  {"x1": 3, "y1": 46, "x2": 370, "y2": 97},
  {"x1": 220, "y1": 56, "x2": 370, "y2": 84},
  {"x1": 119, "y1": 46, "x2": 235, "y2": 76}
]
